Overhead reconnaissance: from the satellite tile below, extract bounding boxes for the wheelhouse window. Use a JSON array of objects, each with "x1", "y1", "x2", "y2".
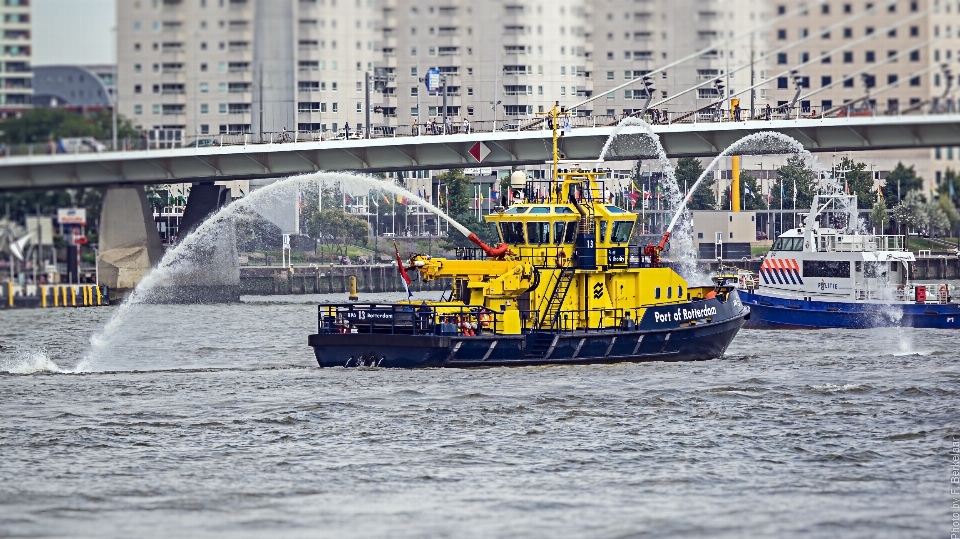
[
  {"x1": 564, "y1": 222, "x2": 577, "y2": 243},
  {"x1": 610, "y1": 220, "x2": 633, "y2": 243},
  {"x1": 771, "y1": 237, "x2": 803, "y2": 251},
  {"x1": 526, "y1": 222, "x2": 550, "y2": 244},
  {"x1": 803, "y1": 260, "x2": 850, "y2": 278},
  {"x1": 500, "y1": 222, "x2": 525, "y2": 243},
  {"x1": 599, "y1": 220, "x2": 608, "y2": 243},
  {"x1": 553, "y1": 222, "x2": 566, "y2": 244}
]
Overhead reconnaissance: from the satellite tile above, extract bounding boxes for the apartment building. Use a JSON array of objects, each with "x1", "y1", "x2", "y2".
[
  {"x1": 381, "y1": 0, "x2": 592, "y2": 130},
  {"x1": 0, "y1": 0, "x2": 32, "y2": 117},
  {"x1": 117, "y1": 0, "x2": 379, "y2": 144},
  {"x1": 590, "y1": 0, "x2": 768, "y2": 119},
  {"x1": 768, "y1": 0, "x2": 960, "y2": 191}
]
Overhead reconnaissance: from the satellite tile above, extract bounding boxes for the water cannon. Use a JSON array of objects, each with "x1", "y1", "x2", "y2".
[
  {"x1": 467, "y1": 232, "x2": 511, "y2": 259},
  {"x1": 643, "y1": 231, "x2": 671, "y2": 268}
]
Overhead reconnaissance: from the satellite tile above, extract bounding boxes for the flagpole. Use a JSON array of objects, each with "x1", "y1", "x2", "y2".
[{"x1": 792, "y1": 178, "x2": 796, "y2": 228}]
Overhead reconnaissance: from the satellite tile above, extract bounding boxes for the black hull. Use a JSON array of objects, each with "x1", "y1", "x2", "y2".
[{"x1": 308, "y1": 314, "x2": 746, "y2": 368}]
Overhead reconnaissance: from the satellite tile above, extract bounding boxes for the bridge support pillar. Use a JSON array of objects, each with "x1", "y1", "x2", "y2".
[
  {"x1": 145, "y1": 182, "x2": 240, "y2": 304},
  {"x1": 96, "y1": 185, "x2": 164, "y2": 298}
]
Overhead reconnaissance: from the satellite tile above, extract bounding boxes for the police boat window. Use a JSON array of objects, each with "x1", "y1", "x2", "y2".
[
  {"x1": 789, "y1": 237, "x2": 804, "y2": 250},
  {"x1": 599, "y1": 220, "x2": 608, "y2": 243},
  {"x1": 528, "y1": 206, "x2": 551, "y2": 214},
  {"x1": 606, "y1": 205, "x2": 627, "y2": 214},
  {"x1": 555, "y1": 206, "x2": 575, "y2": 214},
  {"x1": 526, "y1": 222, "x2": 550, "y2": 244},
  {"x1": 504, "y1": 206, "x2": 530, "y2": 214},
  {"x1": 771, "y1": 238, "x2": 784, "y2": 251},
  {"x1": 610, "y1": 220, "x2": 633, "y2": 244},
  {"x1": 500, "y1": 222, "x2": 525, "y2": 243},
  {"x1": 803, "y1": 260, "x2": 851, "y2": 278},
  {"x1": 563, "y1": 221, "x2": 577, "y2": 243}
]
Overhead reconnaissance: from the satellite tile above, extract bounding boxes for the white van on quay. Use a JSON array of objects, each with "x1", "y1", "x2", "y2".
[{"x1": 57, "y1": 137, "x2": 107, "y2": 154}]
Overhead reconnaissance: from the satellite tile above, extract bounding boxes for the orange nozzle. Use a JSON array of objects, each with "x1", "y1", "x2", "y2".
[{"x1": 468, "y1": 233, "x2": 510, "y2": 258}]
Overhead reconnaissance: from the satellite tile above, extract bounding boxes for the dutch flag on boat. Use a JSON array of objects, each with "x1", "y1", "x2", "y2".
[{"x1": 394, "y1": 242, "x2": 413, "y2": 298}]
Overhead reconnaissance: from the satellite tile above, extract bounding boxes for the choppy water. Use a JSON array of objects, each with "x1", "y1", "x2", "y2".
[{"x1": 1, "y1": 293, "x2": 958, "y2": 538}]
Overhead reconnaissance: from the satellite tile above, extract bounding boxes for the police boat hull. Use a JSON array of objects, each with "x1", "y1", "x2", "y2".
[{"x1": 739, "y1": 290, "x2": 960, "y2": 329}]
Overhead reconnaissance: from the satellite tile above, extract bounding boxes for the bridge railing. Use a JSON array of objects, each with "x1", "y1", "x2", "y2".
[{"x1": 0, "y1": 104, "x2": 944, "y2": 158}]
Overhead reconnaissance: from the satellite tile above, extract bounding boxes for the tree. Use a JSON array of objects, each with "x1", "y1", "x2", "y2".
[
  {"x1": 892, "y1": 190, "x2": 925, "y2": 234},
  {"x1": 923, "y1": 199, "x2": 951, "y2": 237},
  {"x1": 870, "y1": 200, "x2": 889, "y2": 233},
  {"x1": 675, "y1": 158, "x2": 713, "y2": 210},
  {"x1": 836, "y1": 157, "x2": 874, "y2": 210},
  {"x1": 937, "y1": 168, "x2": 960, "y2": 208},
  {"x1": 436, "y1": 169, "x2": 471, "y2": 216},
  {"x1": 0, "y1": 108, "x2": 139, "y2": 145},
  {"x1": 305, "y1": 208, "x2": 369, "y2": 256},
  {"x1": 882, "y1": 162, "x2": 924, "y2": 207},
  {"x1": 771, "y1": 155, "x2": 817, "y2": 210},
  {"x1": 938, "y1": 194, "x2": 960, "y2": 231}
]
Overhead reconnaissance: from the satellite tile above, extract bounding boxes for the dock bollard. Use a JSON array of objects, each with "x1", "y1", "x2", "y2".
[{"x1": 348, "y1": 275, "x2": 359, "y2": 301}]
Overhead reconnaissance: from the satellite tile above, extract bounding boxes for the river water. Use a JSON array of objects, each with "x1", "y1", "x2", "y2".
[{"x1": 1, "y1": 292, "x2": 957, "y2": 538}]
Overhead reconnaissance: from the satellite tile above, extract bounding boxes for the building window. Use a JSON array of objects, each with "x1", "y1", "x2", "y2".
[
  {"x1": 910, "y1": 76, "x2": 921, "y2": 86},
  {"x1": 356, "y1": 102, "x2": 362, "y2": 112},
  {"x1": 778, "y1": 77, "x2": 789, "y2": 89},
  {"x1": 910, "y1": 26, "x2": 919, "y2": 37},
  {"x1": 822, "y1": 3, "x2": 830, "y2": 14},
  {"x1": 332, "y1": 103, "x2": 338, "y2": 113},
  {"x1": 200, "y1": 82, "x2": 208, "y2": 93},
  {"x1": 909, "y1": 50, "x2": 920, "y2": 62},
  {"x1": 134, "y1": 84, "x2": 142, "y2": 94},
  {"x1": 821, "y1": 75, "x2": 832, "y2": 86},
  {"x1": 777, "y1": 53, "x2": 787, "y2": 64},
  {"x1": 843, "y1": 27, "x2": 852, "y2": 38},
  {"x1": 200, "y1": 104, "x2": 209, "y2": 113},
  {"x1": 200, "y1": 124, "x2": 209, "y2": 135},
  {"x1": 843, "y1": 51, "x2": 853, "y2": 63},
  {"x1": 219, "y1": 103, "x2": 227, "y2": 113},
  {"x1": 134, "y1": 104, "x2": 142, "y2": 115},
  {"x1": 865, "y1": 51, "x2": 875, "y2": 62},
  {"x1": 777, "y1": 29, "x2": 786, "y2": 40},
  {"x1": 843, "y1": 77, "x2": 854, "y2": 88},
  {"x1": 887, "y1": 74, "x2": 898, "y2": 84}
]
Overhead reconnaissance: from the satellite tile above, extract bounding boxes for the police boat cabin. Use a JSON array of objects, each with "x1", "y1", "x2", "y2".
[{"x1": 307, "y1": 104, "x2": 750, "y2": 368}]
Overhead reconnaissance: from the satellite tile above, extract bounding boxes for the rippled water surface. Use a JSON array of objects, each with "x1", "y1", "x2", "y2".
[{"x1": 1, "y1": 293, "x2": 957, "y2": 538}]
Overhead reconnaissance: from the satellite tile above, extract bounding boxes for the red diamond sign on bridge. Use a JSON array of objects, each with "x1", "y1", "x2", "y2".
[{"x1": 468, "y1": 141, "x2": 491, "y2": 163}]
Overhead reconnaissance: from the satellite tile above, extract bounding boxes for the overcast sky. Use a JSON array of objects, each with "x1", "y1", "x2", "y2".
[{"x1": 32, "y1": 0, "x2": 115, "y2": 66}]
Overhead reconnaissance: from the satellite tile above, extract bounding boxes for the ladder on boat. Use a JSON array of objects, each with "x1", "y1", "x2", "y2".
[{"x1": 538, "y1": 266, "x2": 575, "y2": 330}]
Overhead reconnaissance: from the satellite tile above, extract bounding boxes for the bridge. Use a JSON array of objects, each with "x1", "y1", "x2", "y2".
[
  {"x1": 4, "y1": 113, "x2": 959, "y2": 298},
  {"x1": 1, "y1": 114, "x2": 960, "y2": 190}
]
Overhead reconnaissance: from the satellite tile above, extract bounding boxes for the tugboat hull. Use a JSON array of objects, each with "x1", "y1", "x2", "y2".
[
  {"x1": 309, "y1": 294, "x2": 749, "y2": 369},
  {"x1": 740, "y1": 291, "x2": 960, "y2": 329}
]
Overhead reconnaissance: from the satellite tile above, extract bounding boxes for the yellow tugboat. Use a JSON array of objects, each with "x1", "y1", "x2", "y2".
[{"x1": 308, "y1": 104, "x2": 750, "y2": 368}]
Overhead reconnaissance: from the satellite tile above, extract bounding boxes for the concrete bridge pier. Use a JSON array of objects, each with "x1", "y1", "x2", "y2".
[
  {"x1": 96, "y1": 185, "x2": 164, "y2": 298},
  {"x1": 149, "y1": 182, "x2": 241, "y2": 303}
]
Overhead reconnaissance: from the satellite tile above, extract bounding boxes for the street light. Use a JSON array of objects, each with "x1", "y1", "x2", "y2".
[{"x1": 713, "y1": 79, "x2": 725, "y2": 120}]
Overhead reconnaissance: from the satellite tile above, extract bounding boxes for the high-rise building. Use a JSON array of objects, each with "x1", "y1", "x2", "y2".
[
  {"x1": 767, "y1": 0, "x2": 959, "y2": 191},
  {"x1": 0, "y1": 0, "x2": 33, "y2": 117},
  {"x1": 589, "y1": 0, "x2": 768, "y2": 121},
  {"x1": 117, "y1": 0, "x2": 379, "y2": 145},
  {"x1": 380, "y1": 0, "x2": 591, "y2": 132}
]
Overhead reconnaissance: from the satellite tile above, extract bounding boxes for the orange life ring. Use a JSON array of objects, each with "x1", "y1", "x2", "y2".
[{"x1": 556, "y1": 250, "x2": 567, "y2": 268}]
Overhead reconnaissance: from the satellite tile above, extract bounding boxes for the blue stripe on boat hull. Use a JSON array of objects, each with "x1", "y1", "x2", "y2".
[{"x1": 740, "y1": 291, "x2": 960, "y2": 329}]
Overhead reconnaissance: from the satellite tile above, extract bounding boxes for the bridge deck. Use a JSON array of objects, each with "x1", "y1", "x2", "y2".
[{"x1": 1, "y1": 114, "x2": 958, "y2": 190}]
